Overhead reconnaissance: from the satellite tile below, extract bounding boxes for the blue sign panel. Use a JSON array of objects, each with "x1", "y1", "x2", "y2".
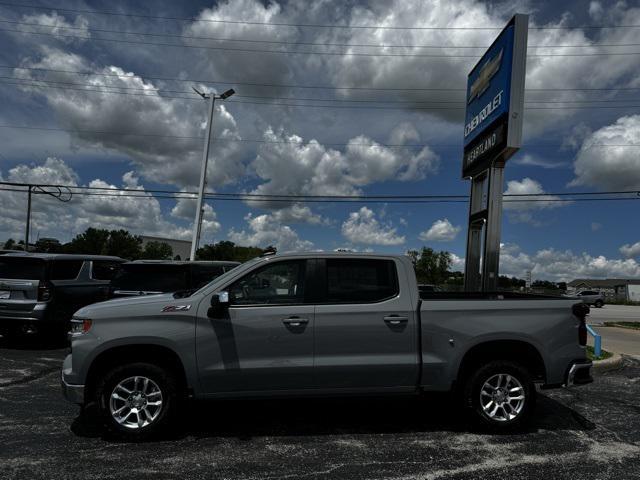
[
  {"x1": 464, "y1": 26, "x2": 515, "y2": 148},
  {"x1": 461, "y1": 15, "x2": 527, "y2": 179}
]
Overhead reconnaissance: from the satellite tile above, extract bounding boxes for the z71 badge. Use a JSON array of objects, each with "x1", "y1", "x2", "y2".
[{"x1": 161, "y1": 305, "x2": 191, "y2": 312}]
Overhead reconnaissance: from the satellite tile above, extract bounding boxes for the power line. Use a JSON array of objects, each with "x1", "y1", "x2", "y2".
[
  {"x1": 14, "y1": 188, "x2": 638, "y2": 204},
  {"x1": 0, "y1": 2, "x2": 638, "y2": 30},
  {"x1": 5, "y1": 65, "x2": 640, "y2": 93},
  {"x1": 5, "y1": 189, "x2": 640, "y2": 204},
  {"x1": 2, "y1": 181, "x2": 639, "y2": 202},
  {"x1": 0, "y1": 124, "x2": 638, "y2": 149},
  {"x1": 3, "y1": 28, "x2": 640, "y2": 57},
  {"x1": 4, "y1": 80, "x2": 640, "y2": 111},
  {"x1": 5, "y1": 76, "x2": 640, "y2": 104},
  {"x1": 0, "y1": 124, "x2": 202, "y2": 140},
  {"x1": 3, "y1": 19, "x2": 640, "y2": 49},
  {"x1": 5, "y1": 77, "x2": 640, "y2": 106}
]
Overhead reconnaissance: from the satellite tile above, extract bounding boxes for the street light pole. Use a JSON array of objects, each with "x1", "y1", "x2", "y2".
[
  {"x1": 25, "y1": 185, "x2": 32, "y2": 252},
  {"x1": 189, "y1": 87, "x2": 235, "y2": 261}
]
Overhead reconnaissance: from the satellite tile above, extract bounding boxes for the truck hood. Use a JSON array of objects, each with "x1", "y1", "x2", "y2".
[{"x1": 74, "y1": 292, "x2": 189, "y2": 317}]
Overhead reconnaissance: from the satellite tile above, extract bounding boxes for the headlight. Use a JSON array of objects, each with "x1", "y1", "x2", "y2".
[{"x1": 69, "y1": 318, "x2": 92, "y2": 336}]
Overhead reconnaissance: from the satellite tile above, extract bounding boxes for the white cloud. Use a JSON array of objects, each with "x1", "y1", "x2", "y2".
[
  {"x1": 170, "y1": 196, "x2": 221, "y2": 244},
  {"x1": 341, "y1": 207, "x2": 405, "y2": 246},
  {"x1": 270, "y1": 204, "x2": 328, "y2": 225},
  {"x1": 228, "y1": 213, "x2": 313, "y2": 252},
  {"x1": 499, "y1": 243, "x2": 640, "y2": 282},
  {"x1": 570, "y1": 115, "x2": 640, "y2": 190},
  {"x1": 512, "y1": 154, "x2": 567, "y2": 169},
  {"x1": 321, "y1": 1, "x2": 640, "y2": 136},
  {"x1": 503, "y1": 177, "x2": 563, "y2": 224},
  {"x1": 250, "y1": 126, "x2": 439, "y2": 200},
  {"x1": 184, "y1": 0, "x2": 298, "y2": 95},
  {"x1": 14, "y1": 49, "x2": 245, "y2": 189},
  {"x1": 419, "y1": 218, "x2": 461, "y2": 242},
  {"x1": 591, "y1": 222, "x2": 602, "y2": 232},
  {"x1": 620, "y1": 241, "x2": 640, "y2": 258},
  {"x1": 17, "y1": 12, "x2": 90, "y2": 44}
]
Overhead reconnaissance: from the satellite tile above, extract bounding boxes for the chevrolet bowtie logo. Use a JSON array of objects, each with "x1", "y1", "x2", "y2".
[{"x1": 468, "y1": 48, "x2": 503, "y2": 104}]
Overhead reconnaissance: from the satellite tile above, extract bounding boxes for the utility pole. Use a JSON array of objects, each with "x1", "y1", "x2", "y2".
[
  {"x1": 189, "y1": 87, "x2": 235, "y2": 261},
  {"x1": 25, "y1": 185, "x2": 32, "y2": 252}
]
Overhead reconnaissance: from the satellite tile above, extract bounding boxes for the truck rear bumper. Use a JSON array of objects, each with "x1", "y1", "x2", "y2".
[
  {"x1": 540, "y1": 359, "x2": 593, "y2": 390},
  {"x1": 564, "y1": 360, "x2": 593, "y2": 387}
]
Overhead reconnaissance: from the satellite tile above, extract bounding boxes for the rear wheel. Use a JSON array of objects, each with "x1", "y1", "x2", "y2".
[
  {"x1": 594, "y1": 300, "x2": 604, "y2": 308},
  {"x1": 463, "y1": 360, "x2": 535, "y2": 431},
  {"x1": 95, "y1": 362, "x2": 181, "y2": 440}
]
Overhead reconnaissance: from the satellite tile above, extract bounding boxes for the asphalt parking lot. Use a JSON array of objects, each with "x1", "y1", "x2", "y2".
[{"x1": 1, "y1": 340, "x2": 639, "y2": 480}]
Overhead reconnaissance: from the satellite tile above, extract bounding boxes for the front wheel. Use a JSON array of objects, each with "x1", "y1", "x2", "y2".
[
  {"x1": 463, "y1": 360, "x2": 535, "y2": 431},
  {"x1": 95, "y1": 362, "x2": 181, "y2": 440}
]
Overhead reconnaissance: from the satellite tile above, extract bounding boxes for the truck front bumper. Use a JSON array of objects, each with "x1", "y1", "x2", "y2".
[
  {"x1": 564, "y1": 360, "x2": 593, "y2": 387},
  {"x1": 61, "y1": 354, "x2": 85, "y2": 405}
]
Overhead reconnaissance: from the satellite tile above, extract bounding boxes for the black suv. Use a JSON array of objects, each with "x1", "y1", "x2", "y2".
[
  {"x1": 0, "y1": 253, "x2": 124, "y2": 337},
  {"x1": 109, "y1": 260, "x2": 240, "y2": 298}
]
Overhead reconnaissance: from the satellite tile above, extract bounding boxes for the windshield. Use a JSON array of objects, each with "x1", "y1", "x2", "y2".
[
  {"x1": 191, "y1": 257, "x2": 263, "y2": 297},
  {"x1": 112, "y1": 264, "x2": 189, "y2": 292},
  {"x1": 0, "y1": 257, "x2": 46, "y2": 280}
]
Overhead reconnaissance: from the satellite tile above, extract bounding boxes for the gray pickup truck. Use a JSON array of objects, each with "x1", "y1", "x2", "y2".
[{"x1": 62, "y1": 252, "x2": 592, "y2": 439}]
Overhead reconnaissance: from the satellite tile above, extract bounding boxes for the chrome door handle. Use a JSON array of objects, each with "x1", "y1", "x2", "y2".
[
  {"x1": 384, "y1": 316, "x2": 409, "y2": 325},
  {"x1": 282, "y1": 316, "x2": 309, "y2": 326}
]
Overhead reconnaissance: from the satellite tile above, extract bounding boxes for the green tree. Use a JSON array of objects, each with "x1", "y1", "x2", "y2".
[
  {"x1": 64, "y1": 228, "x2": 142, "y2": 259},
  {"x1": 34, "y1": 237, "x2": 62, "y2": 253},
  {"x1": 414, "y1": 247, "x2": 452, "y2": 285},
  {"x1": 3, "y1": 238, "x2": 16, "y2": 250},
  {"x1": 64, "y1": 228, "x2": 110, "y2": 254},
  {"x1": 104, "y1": 230, "x2": 142, "y2": 259},
  {"x1": 196, "y1": 240, "x2": 264, "y2": 262},
  {"x1": 140, "y1": 241, "x2": 173, "y2": 260}
]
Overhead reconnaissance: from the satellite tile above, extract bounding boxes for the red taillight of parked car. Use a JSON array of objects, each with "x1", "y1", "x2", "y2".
[
  {"x1": 37, "y1": 282, "x2": 53, "y2": 302},
  {"x1": 572, "y1": 303, "x2": 589, "y2": 346}
]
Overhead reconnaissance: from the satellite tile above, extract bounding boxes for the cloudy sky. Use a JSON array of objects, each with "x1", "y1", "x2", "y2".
[{"x1": 0, "y1": 0, "x2": 639, "y2": 281}]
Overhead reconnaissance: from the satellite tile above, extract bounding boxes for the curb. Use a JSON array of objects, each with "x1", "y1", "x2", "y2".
[{"x1": 592, "y1": 353, "x2": 623, "y2": 373}]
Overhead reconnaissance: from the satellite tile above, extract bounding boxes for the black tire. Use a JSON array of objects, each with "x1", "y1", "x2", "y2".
[
  {"x1": 594, "y1": 300, "x2": 604, "y2": 308},
  {"x1": 463, "y1": 360, "x2": 535, "y2": 432},
  {"x1": 95, "y1": 362, "x2": 181, "y2": 440}
]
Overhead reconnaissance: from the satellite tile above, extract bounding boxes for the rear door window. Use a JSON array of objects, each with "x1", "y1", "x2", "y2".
[
  {"x1": 325, "y1": 259, "x2": 399, "y2": 303},
  {"x1": 50, "y1": 260, "x2": 84, "y2": 280},
  {"x1": 0, "y1": 258, "x2": 46, "y2": 280},
  {"x1": 112, "y1": 264, "x2": 189, "y2": 292},
  {"x1": 92, "y1": 261, "x2": 122, "y2": 281}
]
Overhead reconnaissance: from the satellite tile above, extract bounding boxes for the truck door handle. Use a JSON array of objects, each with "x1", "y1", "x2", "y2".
[
  {"x1": 384, "y1": 316, "x2": 409, "y2": 325},
  {"x1": 282, "y1": 316, "x2": 309, "y2": 327}
]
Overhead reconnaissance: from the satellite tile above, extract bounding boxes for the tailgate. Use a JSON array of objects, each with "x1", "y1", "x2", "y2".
[
  {"x1": 0, "y1": 278, "x2": 40, "y2": 311},
  {"x1": 0, "y1": 257, "x2": 46, "y2": 312}
]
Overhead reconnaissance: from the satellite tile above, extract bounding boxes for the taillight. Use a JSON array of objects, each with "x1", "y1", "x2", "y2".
[
  {"x1": 572, "y1": 303, "x2": 589, "y2": 346},
  {"x1": 38, "y1": 282, "x2": 52, "y2": 301}
]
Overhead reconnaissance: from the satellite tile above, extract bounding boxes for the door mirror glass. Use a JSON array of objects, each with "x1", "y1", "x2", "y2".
[{"x1": 208, "y1": 291, "x2": 229, "y2": 318}]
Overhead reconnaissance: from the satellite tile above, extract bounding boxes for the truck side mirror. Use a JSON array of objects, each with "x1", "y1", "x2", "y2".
[{"x1": 208, "y1": 291, "x2": 230, "y2": 318}]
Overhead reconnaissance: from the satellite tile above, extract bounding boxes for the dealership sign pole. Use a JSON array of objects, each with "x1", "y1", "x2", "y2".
[{"x1": 463, "y1": 14, "x2": 528, "y2": 291}]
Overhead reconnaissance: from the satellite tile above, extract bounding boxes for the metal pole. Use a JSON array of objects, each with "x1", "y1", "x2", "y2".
[
  {"x1": 25, "y1": 185, "x2": 32, "y2": 252},
  {"x1": 190, "y1": 94, "x2": 216, "y2": 261},
  {"x1": 481, "y1": 165, "x2": 505, "y2": 291}
]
